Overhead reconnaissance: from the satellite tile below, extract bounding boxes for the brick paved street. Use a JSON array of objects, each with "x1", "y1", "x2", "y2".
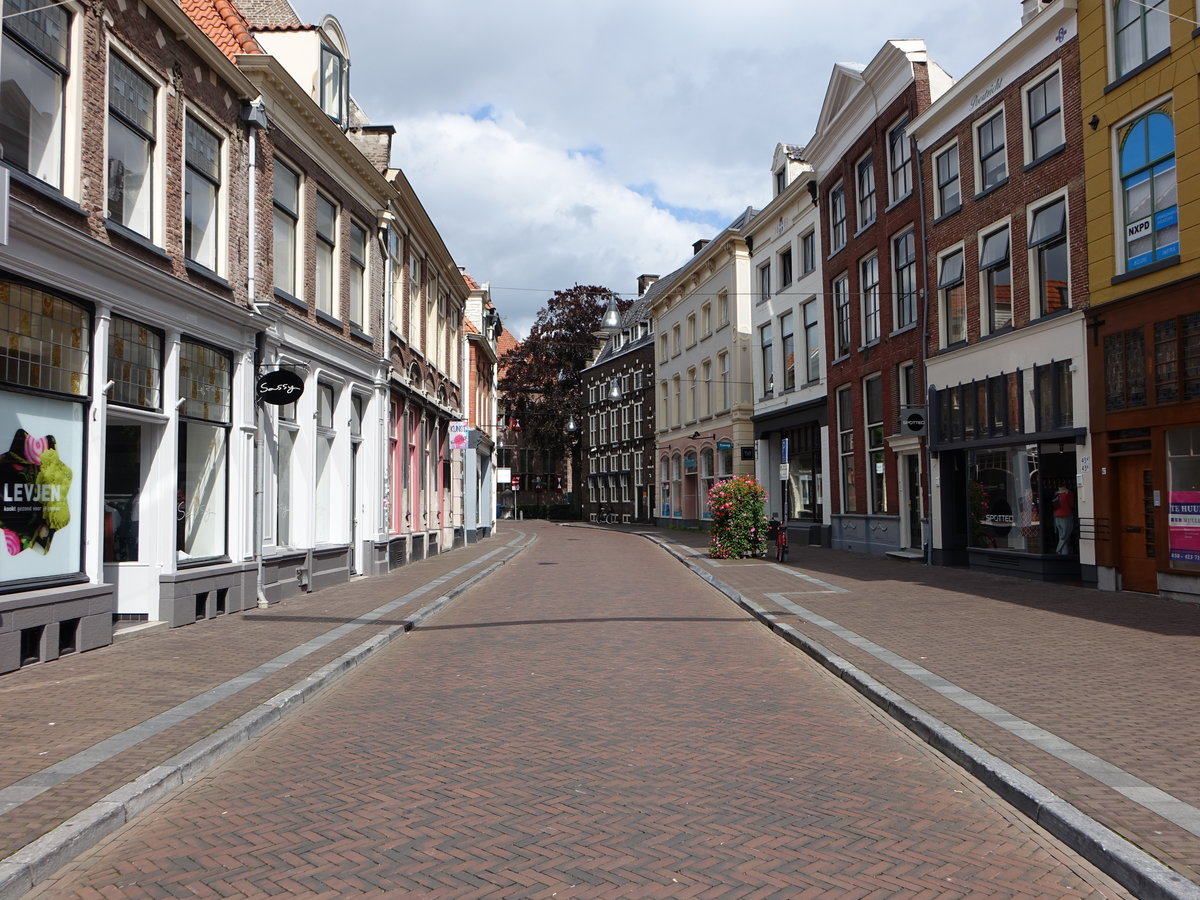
[{"x1": 25, "y1": 524, "x2": 1132, "y2": 898}]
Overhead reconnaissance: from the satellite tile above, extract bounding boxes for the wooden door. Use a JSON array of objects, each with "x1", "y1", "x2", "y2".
[{"x1": 1117, "y1": 454, "x2": 1158, "y2": 594}]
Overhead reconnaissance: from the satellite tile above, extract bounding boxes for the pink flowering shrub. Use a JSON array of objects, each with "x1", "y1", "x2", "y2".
[{"x1": 708, "y1": 475, "x2": 767, "y2": 559}]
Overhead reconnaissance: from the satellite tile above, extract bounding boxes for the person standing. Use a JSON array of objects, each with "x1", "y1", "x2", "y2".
[{"x1": 1053, "y1": 482, "x2": 1076, "y2": 555}]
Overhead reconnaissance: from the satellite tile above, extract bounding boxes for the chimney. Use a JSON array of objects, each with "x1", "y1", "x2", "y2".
[
  {"x1": 1020, "y1": 0, "x2": 1051, "y2": 25},
  {"x1": 637, "y1": 274, "x2": 659, "y2": 296},
  {"x1": 693, "y1": 239, "x2": 711, "y2": 256}
]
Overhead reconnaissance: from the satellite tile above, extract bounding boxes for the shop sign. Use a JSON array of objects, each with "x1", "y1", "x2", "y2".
[
  {"x1": 1168, "y1": 490, "x2": 1200, "y2": 565},
  {"x1": 1, "y1": 395, "x2": 84, "y2": 581},
  {"x1": 496, "y1": 467, "x2": 512, "y2": 484},
  {"x1": 716, "y1": 439, "x2": 734, "y2": 450},
  {"x1": 256, "y1": 370, "x2": 305, "y2": 405},
  {"x1": 449, "y1": 421, "x2": 469, "y2": 451}
]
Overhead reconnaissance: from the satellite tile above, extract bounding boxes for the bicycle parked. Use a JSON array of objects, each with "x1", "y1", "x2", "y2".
[{"x1": 766, "y1": 515, "x2": 788, "y2": 562}]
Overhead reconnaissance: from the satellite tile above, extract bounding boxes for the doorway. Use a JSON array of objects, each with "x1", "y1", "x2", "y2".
[
  {"x1": 903, "y1": 453, "x2": 922, "y2": 551},
  {"x1": 1117, "y1": 454, "x2": 1158, "y2": 593},
  {"x1": 103, "y1": 421, "x2": 162, "y2": 619}
]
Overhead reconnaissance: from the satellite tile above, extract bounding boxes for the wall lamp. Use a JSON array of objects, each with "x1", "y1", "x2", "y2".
[{"x1": 690, "y1": 431, "x2": 718, "y2": 441}]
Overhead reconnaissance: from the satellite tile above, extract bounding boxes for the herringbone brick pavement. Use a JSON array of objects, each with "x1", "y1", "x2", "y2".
[{"x1": 27, "y1": 524, "x2": 1131, "y2": 898}]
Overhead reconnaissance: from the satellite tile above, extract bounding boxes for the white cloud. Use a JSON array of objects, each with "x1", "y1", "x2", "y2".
[{"x1": 286, "y1": 0, "x2": 1022, "y2": 336}]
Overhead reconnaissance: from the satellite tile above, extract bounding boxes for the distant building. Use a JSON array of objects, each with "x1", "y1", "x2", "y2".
[
  {"x1": 581, "y1": 277, "x2": 661, "y2": 524},
  {"x1": 462, "y1": 271, "x2": 500, "y2": 542}
]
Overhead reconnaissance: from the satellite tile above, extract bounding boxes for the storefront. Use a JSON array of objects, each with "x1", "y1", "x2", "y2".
[
  {"x1": 0, "y1": 278, "x2": 105, "y2": 671},
  {"x1": 1087, "y1": 286, "x2": 1200, "y2": 599},
  {"x1": 753, "y1": 400, "x2": 828, "y2": 544},
  {"x1": 930, "y1": 363, "x2": 1091, "y2": 583}
]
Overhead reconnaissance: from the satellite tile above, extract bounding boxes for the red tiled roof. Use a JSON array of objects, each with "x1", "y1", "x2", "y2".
[
  {"x1": 462, "y1": 271, "x2": 481, "y2": 290},
  {"x1": 464, "y1": 318, "x2": 480, "y2": 336},
  {"x1": 180, "y1": 0, "x2": 263, "y2": 61}
]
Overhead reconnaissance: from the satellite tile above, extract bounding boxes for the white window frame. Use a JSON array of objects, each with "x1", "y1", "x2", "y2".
[
  {"x1": 182, "y1": 107, "x2": 225, "y2": 275},
  {"x1": 975, "y1": 106, "x2": 1008, "y2": 194},
  {"x1": 887, "y1": 115, "x2": 912, "y2": 204},
  {"x1": 933, "y1": 140, "x2": 961, "y2": 218},
  {"x1": 1024, "y1": 63, "x2": 1064, "y2": 165},
  {"x1": 978, "y1": 220, "x2": 1013, "y2": 335},
  {"x1": 1027, "y1": 190, "x2": 1071, "y2": 317},
  {"x1": 833, "y1": 272, "x2": 851, "y2": 359},
  {"x1": 937, "y1": 244, "x2": 967, "y2": 348},
  {"x1": 105, "y1": 44, "x2": 163, "y2": 242},
  {"x1": 856, "y1": 151, "x2": 876, "y2": 229},
  {"x1": 829, "y1": 182, "x2": 847, "y2": 253},
  {"x1": 860, "y1": 253, "x2": 880, "y2": 346},
  {"x1": 315, "y1": 192, "x2": 339, "y2": 317},
  {"x1": 348, "y1": 219, "x2": 368, "y2": 330},
  {"x1": 892, "y1": 227, "x2": 917, "y2": 331}
]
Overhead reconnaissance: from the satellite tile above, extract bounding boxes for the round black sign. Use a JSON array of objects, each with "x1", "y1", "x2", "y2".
[
  {"x1": 256, "y1": 369, "x2": 305, "y2": 405},
  {"x1": 905, "y1": 412, "x2": 926, "y2": 434}
]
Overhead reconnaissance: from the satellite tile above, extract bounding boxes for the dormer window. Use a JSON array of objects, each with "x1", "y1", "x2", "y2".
[
  {"x1": 320, "y1": 45, "x2": 346, "y2": 123},
  {"x1": 774, "y1": 168, "x2": 786, "y2": 195}
]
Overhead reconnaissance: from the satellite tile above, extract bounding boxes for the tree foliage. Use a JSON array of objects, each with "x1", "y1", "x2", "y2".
[{"x1": 499, "y1": 284, "x2": 627, "y2": 457}]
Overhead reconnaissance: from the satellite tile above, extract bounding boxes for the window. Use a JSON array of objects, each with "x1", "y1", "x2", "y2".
[
  {"x1": 717, "y1": 290, "x2": 729, "y2": 326},
  {"x1": 833, "y1": 274, "x2": 850, "y2": 358},
  {"x1": 407, "y1": 254, "x2": 421, "y2": 343},
  {"x1": 980, "y1": 226, "x2": 1012, "y2": 333},
  {"x1": 837, "y1": 386, "x2": 856, "y2": 513},
  {"x1": 935, "y1": 144, "x2": 961, "y2": 216},
  {"x1": 759, "y1": 262, "x2": 772, "y2": 302},
  {"x1": 898, "y1": 361, "x2": 917, "y2": 410},
  {"x1": 760, "y1": 322, "x2": 774, "y2": 396},
  {"x1": 1168, "y1": 428, "x2": 1200, "y2": 570},
  {"x1": 718, "y1": 352, "x2": 730, "y2": 410},
  {"x1": 888, "y1": 117, "x2": 912, "y2": 202},
  {"x1": 700, "y1": 448, "x2": 716, "y2": 519},
  {"x1": 272, "y1": 160, "x2": 300, "y2": 296},
  {"x1": 801, "y1": 231, "x2": 816, "y2": 274},
  {"x1": 803, "y1": 299, "x2": 820, "y2": 384},
  {"x1": 688, "y1": 367, "x2": 697, "y2": 420},
  {"x1": 1119, "y1": 107, "x2": 1178, "y2": 271},
  {"x1": 107, "y1": 52, "x2": 155, "y2": 237},
  {"x1": 861, "y1": 254, "x2": 880, "y2": 345},
  {"x1": 672, "y1": 375, "x2": 681, "y2": 427},
  {"x1": 1027, "y1": 69, "x2": 1063, "y2": 161},
  {"x1": 1034, "y1": 360, "x2": 1073, "y2": 430},
  {"x1": 108, "y1": 315, "x2": 162, "y2": 410},
  {"x1": 939, "y1": 249, "x2": 966, "y2": 346},
  {"x1": 349, "y1": 221, "x2": 367, "y2": 329},
  {"x1": 778, "y1": 247, "x2": 793, "y2": 289},
  {"x1": 672, "y1": 323, "x2": 681, "y2": 355},
  {"x1": 315, "y1": 194, "x2": 337, "y2": 316},
  {"x1": 1, "y1": 0, "x2": 70, "y2": 188},
  {"x1": 1113, "y1": 0, "x2": 1169, "y2": 78},
  {"x1": 700, "y1": 359, "x2": 712, "y2": 416},
  {"x1": 829, "y1": 183, "x2": 846, "y2": 252},
  {"x1": 893, "y1": 229, "x2": 917, "y2": 329},
  {"x1": 315, "y1": 383, "x2": 338, "y2": 543},
  {"x1": 775, "y1": 168, "x2": 786, "y2": 195},
  {"x1": 701, "y1": 302, "x2": 712, "y2": 336},
  {"x1": 184, "y1": 114, "x2": 220, "y2": 272},
  {"x1": 1154, "y1": 313, "x2": 1200, "y2": 404},
  {"x1": 780, "y1": 311, "x2": 795, "y2": 392},
  {"x1": 1104, "y1": 328, "x2": 1147, "y2": 410},
  {"x1": 977, "y1": 110, "x2": 1007, "y2": 193},
  {"x1": 857, "y1": 153, "x2": 876, "y2": 227},
  {"x1": 320, "y1": 45, "x2": 345, "y2": 123},
  {"x1": 865, "y1": 376, "x2": 886, "y2": 514},
  {"x1": 178, "y1": 341, "x2": 230, "y2": 561},
  {"x1": 659, "y1": 333, "x2": 669, "y2": 363},
  {"x1": 1029, "y1": 197, "x2": 1069, "y2": 315}
]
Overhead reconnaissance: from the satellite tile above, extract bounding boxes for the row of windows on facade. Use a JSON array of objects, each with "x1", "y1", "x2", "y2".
[
  {"x1": 0, "y1": 1, "x2": 458, "y2": 371},
  {"x1": 586, "y1": 372, "x2": 645, "y2": 403},
  {"x1": 660, "y1": 292, "x2": 733, "y2": 361},
  {"x1": 588, "y1": 404, "x2": 645, "y2": 446},
  {"x1": 660, "y1": 355, "x2": 736, "y2": 428}
]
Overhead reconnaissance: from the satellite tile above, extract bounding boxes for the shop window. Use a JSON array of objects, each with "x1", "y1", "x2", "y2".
[
  {"x1": 700, "y1": 448, "x2": 715, "y2": 519},
  {"x1": 1154, "y1": 313, "x2": 1200, "y2": 404},
  {"x1": 1105, "y1": 329, "x2": 1147, "y2": 410},
  {"x1": 108, "y1": 316, "x2": 162, "y2": 410},
  {"x1": 0, "y1": 281, "x2": 88, "y2": 584},
  {"x1": 969, "y1": 446, "x2": 1040, "y2": 552},
  {"x1": 671, "y1": 454, "x2": 682, "y2": 518},
  {"x1": 1, "y1": 0, "x2": 70, "y2": 189},
  {"x1": 1034, "y1": 360, "x2": 1073, "y2": 431},
  {"x1": 1167, "y1": 427, "x2": 1200, "y2": 570},
  {"x1": 177, "y1": 341, "x2": 230, "y2": 562}
]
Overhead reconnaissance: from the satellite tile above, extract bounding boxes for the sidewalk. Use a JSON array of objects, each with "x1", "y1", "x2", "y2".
[
  {"x1": 623, "y1": 522, "x2": 1200, "y2": 900},
  {"x1": 0, "y1": 530, "x2": 533, "y2": 900}
]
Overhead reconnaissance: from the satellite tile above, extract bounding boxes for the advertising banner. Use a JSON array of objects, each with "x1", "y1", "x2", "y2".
[
  {"x1": 449, "y1": 420, "x2": 469, "y2": 451},
  {"x1": 0, "y1": 394, "x2": 84, "y2": 582},
  {"x1": 1168, "y1": 490, "x2": 1200, "y2": 565}
]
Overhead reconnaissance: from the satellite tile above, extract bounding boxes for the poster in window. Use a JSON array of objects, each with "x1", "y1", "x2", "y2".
[
  {"x1": 0, "y1": 393, "x2": 84, "y2": 582},
  {"x1": 1168, "y1": 490, "x2": 1200, "y2": 565}
]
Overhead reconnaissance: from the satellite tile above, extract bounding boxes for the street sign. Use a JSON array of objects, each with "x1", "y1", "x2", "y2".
[{"x1": 717, "y1": 439, "x2": 733, "y2": 450}]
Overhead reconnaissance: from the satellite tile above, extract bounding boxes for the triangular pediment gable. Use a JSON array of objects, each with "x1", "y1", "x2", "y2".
[{"x1": 814, "y1": 63, "x2": 867, "y2": 137}]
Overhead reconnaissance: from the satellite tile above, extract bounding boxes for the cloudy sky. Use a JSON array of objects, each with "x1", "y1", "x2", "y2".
[{"x1": 290, "y1": 0, "x2": 1023, "y2": 339}]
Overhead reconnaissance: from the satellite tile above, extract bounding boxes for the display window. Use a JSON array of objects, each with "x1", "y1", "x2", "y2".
[
  {"x1": 1167, "y1": 427, "x2": 1200, "y2": 571},
  {"x1": 176, "y1": 340, "x2": 230, "y2": 562},
  {"x1": 0, "y1": 281, "x2": 89, "y2": 585},
  {"x1": 968, "y1": 444, "x2": 1077, "y2": 555}
]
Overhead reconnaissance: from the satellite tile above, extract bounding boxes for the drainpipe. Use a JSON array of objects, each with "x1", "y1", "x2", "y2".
[{"x1": 912, "y1": 131, "x2": 933, "y2": 565}]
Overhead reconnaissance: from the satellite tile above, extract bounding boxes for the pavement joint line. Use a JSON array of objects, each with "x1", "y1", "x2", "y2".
[
  {"x1": 644, "y1": 533, "x2": 1200, "y2": 900},
  {"x1": 0, "y1": 531, "x2": 534, "y2": 900}
]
